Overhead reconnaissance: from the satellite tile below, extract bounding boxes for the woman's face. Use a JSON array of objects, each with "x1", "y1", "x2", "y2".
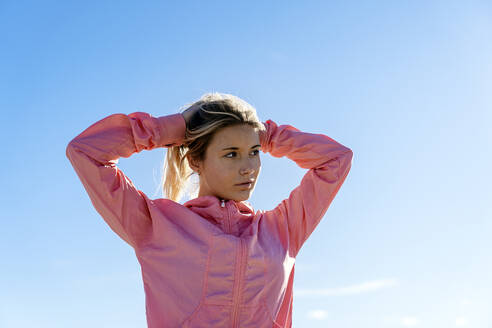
[{"x1": 191, "y1": 124, "x2": 262, "y2": 202}]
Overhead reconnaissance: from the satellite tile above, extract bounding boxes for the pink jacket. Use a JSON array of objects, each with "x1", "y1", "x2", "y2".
[{"x1": 66, "y1": 111, "x2": 353, "y2": 328}]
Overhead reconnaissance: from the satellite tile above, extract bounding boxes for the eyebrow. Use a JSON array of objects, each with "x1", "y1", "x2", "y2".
[{"x1": 221, "y1": 144, "x2": 261, "y2": 151}]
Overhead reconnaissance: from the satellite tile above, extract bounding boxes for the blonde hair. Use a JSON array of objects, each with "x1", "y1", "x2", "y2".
[{"x1": 159, "y1": 92, "x2": 266, "y2": 203}]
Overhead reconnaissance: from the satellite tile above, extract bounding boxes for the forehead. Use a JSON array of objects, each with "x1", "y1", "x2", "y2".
[{"x1": 209, "y1": 124, "x2": 259, "y2": 149}]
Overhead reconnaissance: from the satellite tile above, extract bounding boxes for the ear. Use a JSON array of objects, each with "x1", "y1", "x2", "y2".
[{"x1": 186, "y1": 154, "x2": 201, "y2": 173}]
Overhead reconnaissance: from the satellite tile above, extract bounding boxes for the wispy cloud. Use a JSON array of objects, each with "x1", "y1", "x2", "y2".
[
  {"x1": 455, "y1": 317, "x2": 468, "y2": 326},
  {"x1": 401, "y1": 316, "x2": 420, "y2": 326},
  {"x1": 295, "y1": 278, "x2": 398, "y2": 297},
  {"x1": 307, "y1": 309, "x2": 329, "y2": 320},
  {"x1": 384, "y1": 313, "x2": 471, "y2": 327}
]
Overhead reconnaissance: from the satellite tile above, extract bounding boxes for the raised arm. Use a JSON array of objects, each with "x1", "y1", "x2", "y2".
[
  {"x1": 65, "y1": 112, "x2": 186, "y2": 249},
  {"x1": 259, "y1": 119, "x2": 353, "y2": 258}
]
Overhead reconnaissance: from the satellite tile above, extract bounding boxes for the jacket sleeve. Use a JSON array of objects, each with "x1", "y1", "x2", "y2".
[
  {"x1": 259, "y1": 119, "x2": 353, "y2": 258},
  {"x1": 65, "y1": 112, "x2": 186, "y2": 249}
]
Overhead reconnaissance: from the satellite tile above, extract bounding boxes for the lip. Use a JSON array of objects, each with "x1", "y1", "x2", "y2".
[
  {"x1": 235, "y1": 182, "x2": 253, "y2": 189},
  {"x1": 235, "y1": 180, "x2": 254, "y2": 186}
]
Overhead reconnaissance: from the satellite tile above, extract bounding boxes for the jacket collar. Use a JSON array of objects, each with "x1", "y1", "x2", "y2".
[{"x1": 183, "y1": 195, "x2": 255, "y2": 225}]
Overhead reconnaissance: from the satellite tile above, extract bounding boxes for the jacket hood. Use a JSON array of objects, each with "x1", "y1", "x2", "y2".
[{"x1": 183, "y1": 195, "x2": 256, "y2": 233}]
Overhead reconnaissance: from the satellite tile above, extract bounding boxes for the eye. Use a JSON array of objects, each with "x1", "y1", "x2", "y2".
[{"x1": 224, "y1": 150, "x2": 260, "y2": 158}]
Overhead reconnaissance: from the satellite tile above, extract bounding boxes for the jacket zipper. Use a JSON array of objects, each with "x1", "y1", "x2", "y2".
[
  {"x1": 223, "y1": 201, "x2": 246, "y2": 328},
  {"x1": 231, "y1": 238, "x2": 246, "y2": 327},
  {"x1": 221, "y1": 199, "x2": 232, "y2": 234},
  {"x1": 221, "y1": 199, "x2": 246, "y2": 327}
]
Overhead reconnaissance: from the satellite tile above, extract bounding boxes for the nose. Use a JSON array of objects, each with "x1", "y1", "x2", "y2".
[
  {"x1": 240, "y1": 167, "x2": 254, "y2": 175},
  {"x1": 240, "y1": 159, "x2": 258, "y2": 176}
]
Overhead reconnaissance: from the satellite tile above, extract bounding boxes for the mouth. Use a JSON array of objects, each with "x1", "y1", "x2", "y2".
[
  {"x1": 235, "y1": 181, "x2": 254, "y2": 189},
  {"x1": 235, "y1": 180, "x2": 254, "y2": 186}
]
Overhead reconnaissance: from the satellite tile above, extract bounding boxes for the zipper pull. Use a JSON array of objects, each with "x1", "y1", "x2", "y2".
[{"x1": 221, "y1": 199, "x2": 225, "y2": 208}]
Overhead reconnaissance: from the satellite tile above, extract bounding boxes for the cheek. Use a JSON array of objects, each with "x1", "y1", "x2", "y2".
[
  {"x1": 255, "y1": 157, "x2": 261, "y2": 167},
  {"x1": 251, "y1": 157, "x2": 261, "y2": 173},
  {"x1": 206, "y1": 159, "x2": 234, "y2": 181}
]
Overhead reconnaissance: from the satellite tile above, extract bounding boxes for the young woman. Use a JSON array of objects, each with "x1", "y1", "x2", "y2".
[{"x1": 66, "y1": 92, "x2": 353, "y2": 328}]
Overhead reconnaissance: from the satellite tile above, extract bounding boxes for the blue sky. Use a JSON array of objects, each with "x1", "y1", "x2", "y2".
[{"x1": 1, "y1": 1, "x2": 491, "y2": 327}]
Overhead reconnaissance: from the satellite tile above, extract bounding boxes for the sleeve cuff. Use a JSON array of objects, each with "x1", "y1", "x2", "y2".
[{"x1": 156, "y1": 113, "x2": 186, "y2": 147}]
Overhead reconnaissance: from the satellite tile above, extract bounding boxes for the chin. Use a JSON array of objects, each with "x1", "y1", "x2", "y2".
[
  {"x1": 236, "y1": 193, "x2": 252, "y2": 202},
  {"x1": 222, "y1": 189, "x2": 253, "y2": 202}
]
